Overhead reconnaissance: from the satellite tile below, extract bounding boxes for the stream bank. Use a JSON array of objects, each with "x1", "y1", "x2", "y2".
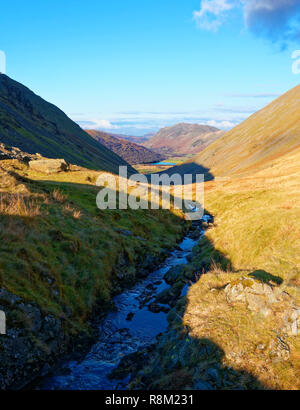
[
  {"x1": 1, "y1": 221, "x2": 186, "y2": 391},
  {"x1": 36, "y1": 216, "x2": 213, "y2": 390}
]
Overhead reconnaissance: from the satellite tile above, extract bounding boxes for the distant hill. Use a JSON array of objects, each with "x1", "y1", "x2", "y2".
[
  {"x1": 171, "y1": 84, "x2": 300, "y2": 178},
  {"x1": 108, "y1": 133, "x2": 151, "y2": 145},
  {"x1": 0, "y1": 74, "x2": 134, "y2": 174},
  {"x1": 86, "y1": 130, "x2": 164, "y2": 164},
  {"x1": 143, "y1": 123, "x2": 224, "y2": 156}
]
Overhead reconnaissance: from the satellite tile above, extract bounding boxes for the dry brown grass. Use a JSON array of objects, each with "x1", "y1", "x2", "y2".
[
  {"x1": 184, "y1": 268, "x2": 300, "y2": 390},
  {"x1": 183, "y1": 144, "x2": 300, "y2": 389},
  {"x1": 0, "y1": 193, "x2": 41, "y2": 217},
  {"x1": 52, "y1": 188, "x2": 68, "y2": 203},
  {"x1": 72, "y1": 209, "x2": 82, "y2": 220}
]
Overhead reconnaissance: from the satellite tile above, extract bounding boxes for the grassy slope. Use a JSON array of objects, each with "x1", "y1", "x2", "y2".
[
  {"x1": 172, "y1": 84, "x2": 300, "y2": 177},
  {"x1": 180, "y1": 88, "x2": 300, "y2": 389},
  {"x1": 201, "y1": 149, "x2": 300, "y2": 279},
  {"x1": 0, "y1": 160, "x2": 186, "y2": 335},
  {"x1": 131, "y1": 148, "x2": 300, "y2": 391},
  {"x1": 0, "y1": 75, "x2": 134, "y2": 174},
  {"x1": 181, "y1": 152, "x2": 300, "y2": 389},
  {"x1": 134, "y1": 86, "x2": 300, "y2": 390}
]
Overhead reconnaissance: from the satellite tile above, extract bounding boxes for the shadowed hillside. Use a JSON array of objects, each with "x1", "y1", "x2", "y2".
[
  {"x1": 86, "y1": 130, "x2": 164, "y2": 165},
  {"x1": 0, "y1": 75, "x2": 134, "y2": 174}
]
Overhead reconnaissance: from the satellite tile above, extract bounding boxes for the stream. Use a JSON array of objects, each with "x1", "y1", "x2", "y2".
[{"x1": 38, "y1": 216, "x2": 210, "y2": 390}]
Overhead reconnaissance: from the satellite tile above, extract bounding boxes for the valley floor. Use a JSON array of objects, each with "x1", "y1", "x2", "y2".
[{"x1": 1, "y1": 146, "x2": 300, "y2": 390}]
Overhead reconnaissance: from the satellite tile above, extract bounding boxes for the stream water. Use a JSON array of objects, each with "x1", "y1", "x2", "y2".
[{"x1": 38, "y1": 217, "x2": 210, "y2": 390}]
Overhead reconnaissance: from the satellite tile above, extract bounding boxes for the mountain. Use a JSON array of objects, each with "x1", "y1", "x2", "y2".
[
  {"x1": 0, "y1": 74, "x2": 134, "y2": 174},
  {"x1": 173, "y1": 85, "x2": 300, "y2": 178},
  {"x1": 143, "y1": 123, "x2": 224, "y2": 156},
  {"x1": 107, "y1": 133, "x2": 151, "y2": 145},
  {"x1": 86, "y1": 130, "x2": 164, "y2": 164}
]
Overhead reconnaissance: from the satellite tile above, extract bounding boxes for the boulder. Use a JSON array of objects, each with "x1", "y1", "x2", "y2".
[
  {"x1": 0, "y1": 143, "x2": 38, "y2": 163},
  {"x1": 224, "y1": 277, "x2": 277, "y2": 316},
  {"x1": 282, "y1": 308, "x2": 300, "y2": 336},
  {"x1": 225, "y1": 276, "x2": 300, "y2": 335},
  {"x1": 0, "y1": 288, "x2": 21, "y2": 306},
  {"x1": 188, "y1": 229, "x2": 202, "y2": 240},
  {"x1": 29, "y1": 159, "x2": 69, "y2": 174},
  {"x1": 164, "y1": 265, "x2": 185, "y2": 285}
]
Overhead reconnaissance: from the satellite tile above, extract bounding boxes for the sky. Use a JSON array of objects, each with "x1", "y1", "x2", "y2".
[{"x1": 0, "y1": 0, "x2": 299, "y2": 136}]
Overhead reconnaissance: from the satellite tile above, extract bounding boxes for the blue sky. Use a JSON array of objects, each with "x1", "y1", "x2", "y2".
[{"x1": 1, "y1": 0, "x2": 299, "y2": 135}]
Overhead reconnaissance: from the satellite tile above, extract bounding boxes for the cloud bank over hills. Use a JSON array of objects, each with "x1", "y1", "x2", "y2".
[{"x1": 72, "y1": 103, "x2": 269, "y2": 136}]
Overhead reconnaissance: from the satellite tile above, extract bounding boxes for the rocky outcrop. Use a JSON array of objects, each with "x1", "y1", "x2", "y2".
[
  {"x1": 114, "y1": 271, "x2": 300, "y2": 390},
  {"x1": 0, "y1": 288, "x2": 68, "y2": 389},
  {"x1": 225, "y1": 277, "x2": 300, "y2": 336},
  {"x1": 0, "y1": 143, "x2": 39, "y2": 162},
  {"x1": 29, "y1": 159, "x2": 69, "y2": 174},
  {"x1": 113, "y1": 308, "x2": 263, "y2": 390}
]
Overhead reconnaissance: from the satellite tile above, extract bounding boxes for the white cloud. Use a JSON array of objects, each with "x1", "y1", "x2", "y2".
[
  {"x1": 193, "y1": 0, "x2": 237, "y2": 31},
  {"x1": 227, "y1": 92, "x2": 280, "y2": 98},
  {"x1": 74, "y1": 118, "x2": 119, "y2": 130},
  {"x1": 206, "y1": 119, "x2": 237, "y2": 128},
  {"x1": 71, "y1": 108, "x2": 256, "y2": 135},
  {"x1": 193, "y1": 0, "x2": 300, "y2": 44}
]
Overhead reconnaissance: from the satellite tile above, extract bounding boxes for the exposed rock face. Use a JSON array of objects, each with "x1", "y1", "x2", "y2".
[
  {"x1": 0, "y1": 143, "x2": 39, "y2": 162},
  {"x1": 29, "y1": 159, "x2": 69, "y2": 174},
  {"x1": 117, "y1": 272, "x2": 300, "y2": 390},
  {"x1": 0, "y1": 287, "x2": 67, "y2": 389},
  {"x1": 224, "y1": 277, "x2": 300, "y2": 336}
]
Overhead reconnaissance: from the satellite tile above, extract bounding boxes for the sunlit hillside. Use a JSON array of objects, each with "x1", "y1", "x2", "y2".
[{"x1": 171, "y1": 84, "x2": 300, "y2": 178}]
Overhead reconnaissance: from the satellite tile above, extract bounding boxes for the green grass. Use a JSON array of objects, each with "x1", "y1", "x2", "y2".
[{"x1": 0, "y1": 161, "x2": 187, "y2": 335}]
